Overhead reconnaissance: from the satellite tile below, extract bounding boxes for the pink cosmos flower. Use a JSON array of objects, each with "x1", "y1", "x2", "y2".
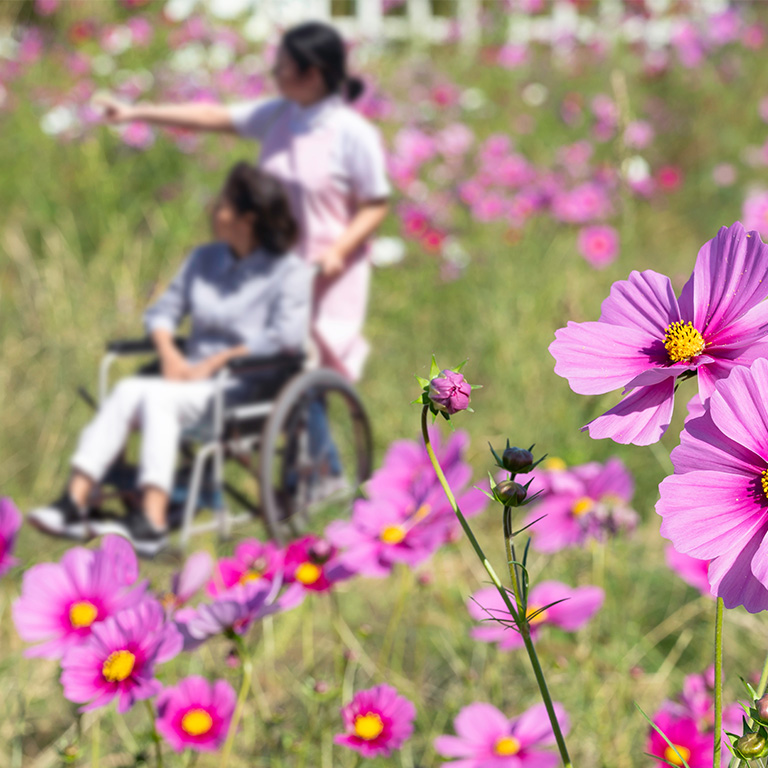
[
  {"x1": 161, "y1": 551, "x2": 213, "y2": 615},
  {"x1": 742, "y1": 190, "x2": 768, "y2": 238},
  {"x1": 436, "y1": 124, "x2": 474, "y2": 158},
  {"x1": 623, "y1": 120, "x2": 654, "y2": 150},
  {"x1": 34, "y1": 0, "x2": 60, "y2": 15},
  {"x1": 551, "y1": 222, "x2": 768, "y2": 445},
  {"x1": 497, "y1": 43, "x2": 528, "y2": 69},
  {"x1": 334, "y1": 684, "x2": 416, "y2": 758},
  {"x1": 207, "y1": 539, "x2": 281, "y2": 597},
  {"x1": 434, "y1": 701, "x2": 570, "y2": 768},
  {"x1": 120, "y1": 121, "x2": 154, "y2": 149},
  {"x1": 666, "y1": 546, "x2": 711, "y2": 598},
  {"x1": 0, "y1": 497, "x2": 21, "y2": 577},
  {"x1": 156, "y1": 676, "x2": 236, "y2": 753},
  {"x1": 282, "y1": 535, "x2": 352, "y2": 594},
  {"x1": 468, "y1": 581, "x2": 604, "y2": 650},
  {"x1": 656, "y1": 357, "x2": 768, "y2": 613},
  {"x1": 551, "y1": 182, "x2": 612, "y2": 223},
  {"x1": 61, "y1": 599, "x2": 182, "y2": 713},
  {"x1": 657, "y1": 165, "x2": 684, "y2": 192},
  {"x1": 520, "y1": 458, "x2": 637, "y2": 552},
  {"x1": 13, "y1": 535, "x2": 147, "y2": 658},
  {"x1": 577, "y1": 225, "x2": 619, "y2": 269},
  {"x1": 647, "y1": 711, "x2": 711, "y2": 768}
]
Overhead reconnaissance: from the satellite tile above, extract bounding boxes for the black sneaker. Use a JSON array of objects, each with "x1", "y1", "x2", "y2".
[
  {"x1": 28, "y1": 493, "x2": 92, "y2": 541},
  {"x1": 90, "y1": 513, "x2": 169, "y2": 558}
]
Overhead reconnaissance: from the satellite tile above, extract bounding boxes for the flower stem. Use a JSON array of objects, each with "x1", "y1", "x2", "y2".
[
  {"x1": 220, "y1": 651, "x2": 253, "y2": 768},
  {"x1": 144, "y1": 700, "x2": 163, "y2": 768},
  {"x1": 91, "y1": 714, "x2": 99, "y2": 768},
  {"x1": 421, "y1": 407, "x2": 573, "y2": 768},
  {"x1": 714, "y1": 596, "x2": 724, "y2": 768}
]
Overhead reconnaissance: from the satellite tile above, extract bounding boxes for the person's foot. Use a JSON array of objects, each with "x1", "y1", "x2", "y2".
[
  {"x1": 309, "y1": 474, "x2": 352, "y2": 508},
  {"x1": 27, "y1": 493, "x2": 92, "y2": 541},
  {"x1": 90, "y1": 513, "x2": 169, "y2": 558}
]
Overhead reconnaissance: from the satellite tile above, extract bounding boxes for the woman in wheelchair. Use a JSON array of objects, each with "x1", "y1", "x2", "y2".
[{"x1": 29, "y1": 161, "x2": 312, "y2": 556}]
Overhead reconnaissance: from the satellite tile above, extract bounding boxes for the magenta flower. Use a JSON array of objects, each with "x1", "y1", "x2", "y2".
[
  {"x1": 468, "y1": 581, "x2": 604, "y2": 650},
  {"x1": 647, "y1": 711, "x2": 712, "y2": 768},
  {"x1": 550, "y1": 222, "x2": 768, "y2": 445},
  {"x1": 666, "y1": 546, "x2": 712, "y2": 598},
  {"x1": 521, "y1": 458, "x2": 637, "y2": 552},
  {"x1": 156, "y1": 676, "x2": 236, "y2": 753},
  {"x1": 435, "y1": 701, "x2": 570, "y2": 768},
  {"x1": 161, "y1": 551, "x2": 213, "y2": 614},
  {"x1": 577, "y1": 225, "x2": 619, "y2": 269},
  {"x1": 334, "y1": 684, "x2": 416, "y2": 758},
  {"x1": 656, "y1": 357, "x2": 768, "y2": 613},
  {"x1": 207, "y1": 539, "x2": 282, "y2": 597},
  {"x1": 282, "y1": 535, "x2": 353, "y2": 594},
  {"x1": 61, "y1": 599, "x2": 182, "y2": 713},
  {"x1": 13, "y1": 535, "x2": 147, "y2": 659},
  {"x1": 0, "y1": 497, "x2": 22, "y2": 578},
  {"x1": 429, "y1": 370, "x2": 472, "y2": 415},
  {"x1": 743, "y1": 190, "x2": 768, "y2": 238}
]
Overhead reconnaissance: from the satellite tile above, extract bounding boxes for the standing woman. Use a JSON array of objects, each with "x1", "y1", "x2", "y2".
[{"x1": 95, "y1": 21, "x2": 390, "y2": 384}]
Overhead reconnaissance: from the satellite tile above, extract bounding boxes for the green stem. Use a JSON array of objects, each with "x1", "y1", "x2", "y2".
[
  {"x1": 144, "y1": 700, "x2": 163, "y2": 768},
  {"x1": 220, "y1": 650, "x2": 253, "y2": 768},
  {"x1": 714, "y1": 597, "x2": 724, "y2": 768},
  {"x1": 421, "y1": 407, "x2": 573, "y2": 768},
  {"x1": 91, "y1": 714, "x2": 99, "y2": 768},
  {"x1": 757, "y1": 649, "x2": 768, "y2": 700}
]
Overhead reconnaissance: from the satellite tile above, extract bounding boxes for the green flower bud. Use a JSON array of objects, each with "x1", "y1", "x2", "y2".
[
  {"x1": 502, "y1": 447, "x2": 535, "y2": 473},
  {"x1": 493, "y1": 480, "x2": 527, "y2": 507},
  {"x1": 734, "y1": 732, "x2": 768, "y2": 761}
]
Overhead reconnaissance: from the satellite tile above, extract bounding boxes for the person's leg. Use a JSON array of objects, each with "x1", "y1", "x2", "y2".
[
  {"x1": 29, "y1": 376, "x2": 152, "y2": 538},
  {"x1": 307, "y1": 395, "x2": 342, "y2": 476}
]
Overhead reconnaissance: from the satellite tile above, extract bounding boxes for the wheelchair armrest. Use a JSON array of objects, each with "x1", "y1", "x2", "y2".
[
  {"x1": 106, "y1": 337, "x2": 187, "y2": 355},
  {"x1": 225, "y1": 352, "x2": 305, "y2": 374}
]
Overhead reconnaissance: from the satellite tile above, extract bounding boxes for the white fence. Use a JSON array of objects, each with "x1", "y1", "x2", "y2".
[{"x1": 168, "y1": 0, "x2": 733, "y2": 49}]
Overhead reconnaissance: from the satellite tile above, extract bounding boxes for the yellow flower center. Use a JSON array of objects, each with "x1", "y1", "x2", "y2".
[
  {"x1": 761, "y1": 470, "x2": 768, "y2": 501},
  {"x1": 413, "y1": 503, "x2": 431, "y2": 521},
  {"x1": 664, "y1": 744, "x2": 691, "y2": 766},
  {"x1": 543, "y1": 456, "x2": 567, "y2": 471},
  {"x1": 571, "y1": 496, "x2": 594, "y2": 517},
  {"x1": 69, "y1": 601, "x2": 98, "y2": 628},
  {"x1": 239, "y1": 570, "x2": 261, "y2": 585},
  {"x1": 102, "y1": 650, "x2": 136, "y2": 682},
  {"x1": 526, "y1": 605, "x2": 549, "y2": 626},
  {"x1": 494, "y1": 736, "x2": 521, "y2": 755},
  {"x1": 353, "y1": 712, "x2": 384, "y2": 741},
  {"x1": 181, "y1": 708, "x2": 213, "y2": 736},
  {"x1": 381, "y1": 525, "x2": 406, "y2": 544},
  {"x1": 295, "y1": 562, "x2": 322, "y2": 585},
  {"x1": 663, "y1": 321, "x2": 705, "y2": 362}
]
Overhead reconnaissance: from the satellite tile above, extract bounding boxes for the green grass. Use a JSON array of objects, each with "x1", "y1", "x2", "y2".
[{"x1": 3, "y1": 16, "x2": 768, "y2": 768}]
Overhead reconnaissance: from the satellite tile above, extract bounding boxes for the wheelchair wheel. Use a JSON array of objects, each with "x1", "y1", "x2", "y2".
[{"x1": 258, "y1": 368, "x2": 373, "y2": 543}]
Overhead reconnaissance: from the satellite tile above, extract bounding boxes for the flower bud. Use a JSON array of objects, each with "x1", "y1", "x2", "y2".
[
  {"x1": 494, "y1": 480, "x2": 527, "y2": 507},
  {"x1": 502, "y1": 446, "x2": 534, "y2": 473},
  {"x1": 756, "y1": 692, "x2": 768, "y2": 725},
  {"x1": 428, "y1": 370, "x2": 472, "y2": 415},
  {"x1": 734, "y1": 732, "x2": 768, "y2": 761},
  {"x1": 308, "y1": 540, "x2": 332, "y2": 564}
]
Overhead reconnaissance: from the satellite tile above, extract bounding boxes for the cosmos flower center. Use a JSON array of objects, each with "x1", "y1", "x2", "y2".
[
  {"x1": 413, "y1": 503, "x2": 431, "y2": 520},
  {"x1": 239, "y1": 570, "x2": 261, "y2": 585},
  {"x1": 102, "y1": 650, "x2": 136, "y2": 682},
  {"x1": 181, "y1": 708, "x2": 213, "y2": 736},
  {"x1": 69, "y1": 600, "x2": 98, "y2": 628},
  {"x1": 295, "y1": 562, "x2": 322, "y2": 585},
  {"x1": 494, "y1": 735, "x2": 521, "y2": 756},
  {"x1": 663, "y1": 321, "x2": 705, "y2": 362},
  {"x1": 353, "y1": 712, "x2": 384, "y2": 740},
  {"x1": 526, "y1": 605, "x2": 548, "y2": 626},
  {"x1": 761, "y1": 470, "x2": 768, "y2": 501},
  {"x1": 544, "y1": 457, "x2": 567, "y2": 471},
  {"x1": 572, "y1": 497, "x2": 594, "y2": 517},
  {"x1": 381, "y1": 525, "x2": 406, "y2": 544},
  {"x1": 664, "y1": 744, "x2": 691, "y2": 766}
]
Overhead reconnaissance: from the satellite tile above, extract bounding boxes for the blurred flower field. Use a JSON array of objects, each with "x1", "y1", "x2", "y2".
[{"x1": 4, "y1": 1, "x2": 768, "y2": 766}]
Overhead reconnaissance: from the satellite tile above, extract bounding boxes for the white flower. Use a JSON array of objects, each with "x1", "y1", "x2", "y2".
[
  {"x1": 164, "y1": 0, "x2": 198, "y2": 22},
  {"x1": 170, "y1": 43, "x2": 206, "y2": 73},
  {"x1": 460, "y1": 88, "x2": 486, "y2": 111},
  {"x1": 622, "y1": 155, "x2": 650, "y2": 184},
  {"x1": 205, "y1": 0, "x2": 253, "y2": 19},
  {"x1": 40, "y1": 105, "x2": 76, "y2": 136},
  {"x1": 370, "y1": 237, "x2": 406, "y2": 268},
  {"x1": 521, "y1": 82, "x2": 548, "y2": 107}
]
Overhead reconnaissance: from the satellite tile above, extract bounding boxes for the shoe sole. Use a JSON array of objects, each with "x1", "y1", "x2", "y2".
[
  {"x1": 89, "y1": 519, "x2": 169, "y2": 559},
  {"x1": 27, "y1": 508, "x2": 92, "y2": 541}
]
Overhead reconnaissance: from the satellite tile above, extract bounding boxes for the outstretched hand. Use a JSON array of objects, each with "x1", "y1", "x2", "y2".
[{"x1": 91, "y1": 93, "x2": 134, "y2": 124}]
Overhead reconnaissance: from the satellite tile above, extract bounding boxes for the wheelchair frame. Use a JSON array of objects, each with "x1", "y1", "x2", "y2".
[{"x1": 96, "y1": 337, "x2": 372, "y2": 547}]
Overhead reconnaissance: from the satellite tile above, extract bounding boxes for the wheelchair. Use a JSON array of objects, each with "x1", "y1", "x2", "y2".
[{"x1": 77, "y1": 336, "x2": 373, "y2": 547}]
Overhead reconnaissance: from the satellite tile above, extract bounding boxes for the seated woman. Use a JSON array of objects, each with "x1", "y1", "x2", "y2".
[{"x1": 29, "y1": 161, "x2": 312, "y2": 556}]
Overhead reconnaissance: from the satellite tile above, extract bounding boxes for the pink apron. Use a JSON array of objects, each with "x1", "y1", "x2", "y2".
[{"x1": 258, "y1": 100, "x2": 371, "y2": 382}]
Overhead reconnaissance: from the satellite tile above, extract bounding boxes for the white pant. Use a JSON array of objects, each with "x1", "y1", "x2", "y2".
[{"x1": 71, "y1": 376, "x2": 217, "y2": 495}]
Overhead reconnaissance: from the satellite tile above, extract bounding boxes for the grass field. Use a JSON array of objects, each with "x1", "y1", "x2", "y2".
[{"x1": 2, "y1": 4, "x2": 768, "y2": 766}]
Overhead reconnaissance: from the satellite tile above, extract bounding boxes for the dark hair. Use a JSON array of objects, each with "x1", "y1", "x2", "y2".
[
  {"x1": 219, "y1": 162, "x2": 299, "y2": 255},
  {"x1": 282, "y1": 21, "x2": 364, "y2": 102}
]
